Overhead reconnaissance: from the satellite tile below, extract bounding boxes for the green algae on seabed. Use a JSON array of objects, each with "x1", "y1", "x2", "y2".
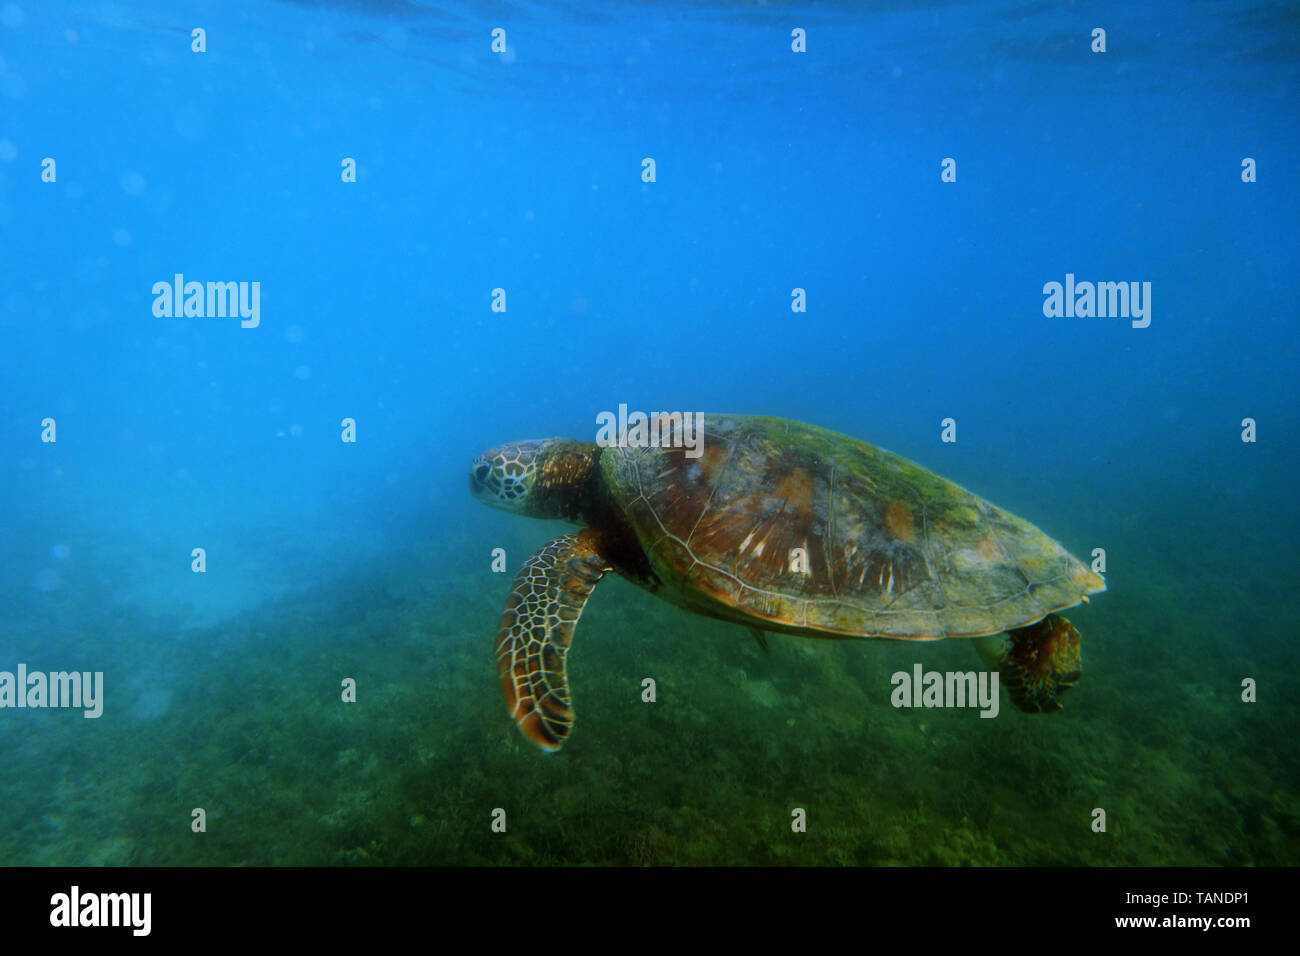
[{"x1": 0, "y1": 527, "x2": 1296, "y2": 867}]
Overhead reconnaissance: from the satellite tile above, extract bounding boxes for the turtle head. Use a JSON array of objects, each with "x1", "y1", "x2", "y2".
[{"x1": 470, "y1": 438, "x2": 600, "y2": 522}]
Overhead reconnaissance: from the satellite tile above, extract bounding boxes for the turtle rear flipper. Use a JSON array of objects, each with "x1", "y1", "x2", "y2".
[
  {"x1": 973, "y1": 613, "x2": 1082, "y2": 713},
  {"x1": 495, "y1": 530, "x2": 611, "y2": 751}
]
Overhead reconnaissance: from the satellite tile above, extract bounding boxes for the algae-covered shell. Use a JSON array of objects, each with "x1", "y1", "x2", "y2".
[{"x1": 602, "y1": 414, "x2": 1105, "y2": 640}]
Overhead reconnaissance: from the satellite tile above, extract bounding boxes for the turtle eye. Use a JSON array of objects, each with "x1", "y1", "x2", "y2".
[{"x1": 475, "y1": 464, "x2": 491, "y2": 483}]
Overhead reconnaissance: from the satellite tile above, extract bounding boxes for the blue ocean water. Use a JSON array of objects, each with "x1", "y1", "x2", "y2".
[{"x1": 0, "y1": 0, "x2": 1296, "y2": 865}]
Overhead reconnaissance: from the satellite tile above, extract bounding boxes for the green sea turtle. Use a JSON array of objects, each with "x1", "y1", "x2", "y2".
[{"x1": 470, "y1": 415, "x2": 1105, "y2": 751}]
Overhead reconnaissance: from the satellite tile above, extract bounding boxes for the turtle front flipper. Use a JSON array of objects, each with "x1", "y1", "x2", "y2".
[
  {"x1": 495, "y1": 530, "x2": 612, "y2": 751},
  {"x1": 971, "y1": 613, "x2": 1082, "y2": 713}
]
